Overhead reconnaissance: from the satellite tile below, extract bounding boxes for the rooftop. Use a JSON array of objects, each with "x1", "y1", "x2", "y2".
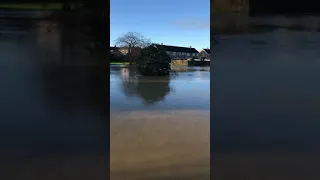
[
  {"x1": 110, "y1": 46, "x2": 118, "y2": 50},
  {"x1": 202, "y1": 48, "x2": 210, "y2": 54},
  {"x1": 154, "y1": 44, "x2": 199, "y2": 53}
]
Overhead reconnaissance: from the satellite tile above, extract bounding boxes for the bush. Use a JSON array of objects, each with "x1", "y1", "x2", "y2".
[
  {"x1": 137, "y1": 45, "x2": 171, "y2": 76},
  {"x1": 110, "y1": 53, "x2": 125, "y2": 62}
]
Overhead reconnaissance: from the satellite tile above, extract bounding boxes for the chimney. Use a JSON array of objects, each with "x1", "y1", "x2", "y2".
[
  {"x1": 161, "y1": 43, "x2": 163, "y2": 45},
  {"x1": 190, "y1": 46, "x2": 192, "y2": 48},
  {"x1": 115, "y1": 45, "x2": 116, "y2": 47}
]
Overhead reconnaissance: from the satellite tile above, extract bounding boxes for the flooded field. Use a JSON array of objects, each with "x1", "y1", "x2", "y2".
[
  {"x1": 110, "y1": 66, "x2": 210, "y2": 179},
  {"x1": 110, "y1": 66, "x2": 210, "y2": 112}
]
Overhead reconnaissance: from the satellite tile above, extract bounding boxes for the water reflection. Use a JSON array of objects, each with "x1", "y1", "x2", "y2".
[
  {"x1": 120, "y1": 68, "x2": 172, "y2": 104},
  {"x1": 110, "y1": 65, "x2": 210, "y2": 112},
  {"x1": 137, "y1": 76, "x2": 171, "y2": 105},
  {"x1": 172, "y1": 66, "x2": 211, "y2": 72},
  {"x1": 110, "y1": 65, "x2": 210, "y2": 180}
]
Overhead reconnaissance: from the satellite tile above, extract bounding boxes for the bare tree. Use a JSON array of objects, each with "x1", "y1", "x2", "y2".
[{"x1": 115, "y1": 32, "x2": 151, "y2": 65}]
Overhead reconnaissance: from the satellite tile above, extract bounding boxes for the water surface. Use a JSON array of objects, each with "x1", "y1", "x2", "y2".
[
  {"x1": 0, "y1": 15, "x2": 108, "y2": 179},
  {"x1": 212, "y1": 23, "x2": 320, "y2": 179},
  {"x1": 110, "y1": 65, "x2": 210, "y2": 112},
  {"x1": 110, "y1": 65, "x2": 210, "y2": 179}
]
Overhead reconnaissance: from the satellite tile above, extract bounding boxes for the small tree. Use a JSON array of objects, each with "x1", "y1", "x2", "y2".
[
  {"x1": 137, "y1": 45, "x2": 171, "y2": 76},
  {"x1": 115, "y1": 32, "x2": 151, "y2": 65}
]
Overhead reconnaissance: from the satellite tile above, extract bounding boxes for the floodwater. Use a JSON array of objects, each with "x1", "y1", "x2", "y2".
[
  {"x1": 0, "y1": 17, "x2": 108, "y2": 179},
  {"x1": 212, "y1": 17, "x2": 320, "y2": 179},
  {"x1": 110, "y1": 66, "x2": 210, "y2": 179},
  {"x1": 110, "y1": 66, "x2": 210, "y2": 112}
]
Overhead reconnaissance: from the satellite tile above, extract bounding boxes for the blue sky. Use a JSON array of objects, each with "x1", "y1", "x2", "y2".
[{"x1": 110, "y1": 0, "x2": 210, "y2": 51}]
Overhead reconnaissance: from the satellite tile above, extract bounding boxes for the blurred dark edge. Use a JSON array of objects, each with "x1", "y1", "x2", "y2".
[
  {"x1": 0, "y1": 0, "x2": 111, "y2": 179},
  {"x1": 210, "y1": 0, "x2": 320, "y2": 179}
]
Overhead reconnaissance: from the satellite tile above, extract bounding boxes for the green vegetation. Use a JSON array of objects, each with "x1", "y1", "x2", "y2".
[
  {"x1": 115, "y1": 32, "x2": 150, "y2": 65},
  {"x1": 137, "y1": 45, "x2": 171, "y2": 76},
  {"x1": 110, "y1": 62, "x2": 131, "y2": 65},
  {"x1": 0, "y1": 3, "x2": 62, "y2": 10},
  {"x1": 113, "y1": 32, "x2": 171, "y2": 76}
]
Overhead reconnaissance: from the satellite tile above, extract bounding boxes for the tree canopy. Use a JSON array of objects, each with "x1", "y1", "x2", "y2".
[
  {"x1": 115, "y1": 32, "x2": 151, "y2": 64},
  {"x1": 137, "y1": 45, "x2": 171, "y2": 76},
  {"x1": 115, "y1": 32, "x2": 150, "y2": 51}
]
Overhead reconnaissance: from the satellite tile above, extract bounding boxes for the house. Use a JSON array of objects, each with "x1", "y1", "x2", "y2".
[
  {"x1": 118, "y1": 47, "x2": 129, "y2": 55},
  {"x1": 120, "y1": 47, "x2": 142, "y2": 57},
  {"x1": 199, "y1": 48, "x2": 210, "y2": 59},
  {"x1": 110, "y1": 46, "x2": 122, "y2": 56},
  {"x1": 154, "y1": 44, "x2": 199, "y2": 59},
  {"x1": 110, "y1": 46, "x2": 141, "y2": 57},
  {"x1": 110, "y1": 46, "x2": 118, "y2": 53}
]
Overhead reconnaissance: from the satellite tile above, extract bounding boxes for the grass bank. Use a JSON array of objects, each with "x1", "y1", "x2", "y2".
[{"x1": 110, "y1": 62, "x2": 132, "y2": 65}]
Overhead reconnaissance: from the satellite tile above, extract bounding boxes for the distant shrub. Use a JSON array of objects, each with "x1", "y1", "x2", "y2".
[{"x1": 110, "y1": 53, "x2": 125, "y2": 62}]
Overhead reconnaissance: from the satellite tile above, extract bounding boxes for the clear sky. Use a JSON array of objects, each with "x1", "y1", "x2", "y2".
[{"x1": 110, "y1": 0, "x2": 210, "y2": 51}]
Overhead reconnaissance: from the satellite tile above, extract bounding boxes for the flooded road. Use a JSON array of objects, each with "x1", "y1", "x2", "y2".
[
  {"x1": 110, "y1": 66, "x2": 210, "y2": 179},
  {"x1": 0, "y1": 18, "x2": 108, "y2": 179},
  {"x1": 212, "y1": 27, "x2": 320, "y2": 179}
]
